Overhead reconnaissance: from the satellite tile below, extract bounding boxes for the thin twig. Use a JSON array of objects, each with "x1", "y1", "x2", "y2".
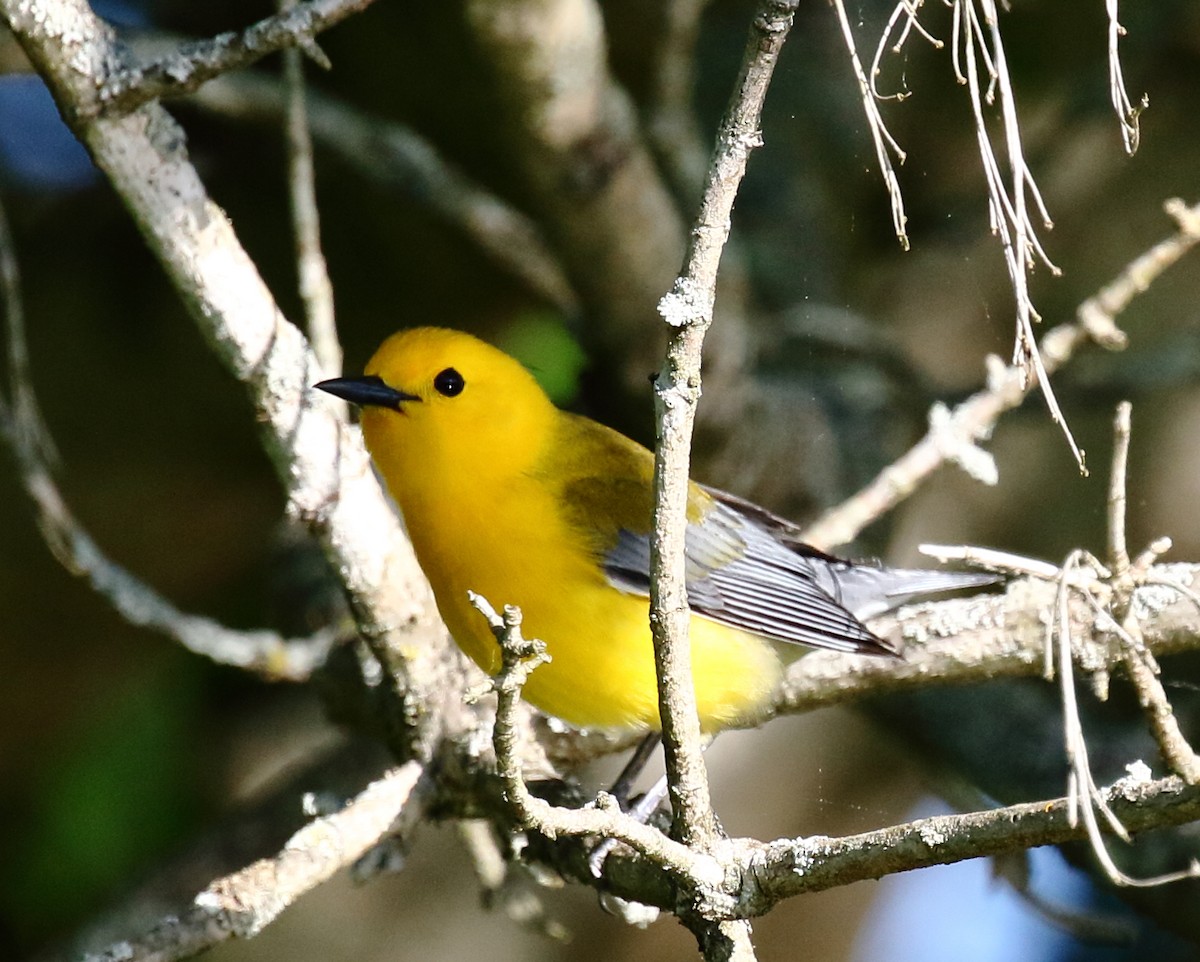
[
  {"x1": 833, "y1": 0, "x2": 909, "y2": 249},
  {"x1": 1120, "y1": 631, "x2": 1200, "y2": 787},
  {"x1": 654, "y1": 0, "x2": 800, "y2": 854},
  {"x1": 803, "y1": 198, "x2": 1200, "y2": 551},
  {"x1": 1108, "y1": 401, "x2": 1132, "y2": 577},
  {"x1": 0, "y1": 193, "x2": 55, "y2": 466},
  {"x1": 650, "y1": 7, "x2": 806, "y2": 951},
  {"x1": 868, "y1": 1, "x2": 1087, "y2": 465},
  {"x1": 456, "y1": 820, "x2": 571, "y2": 940},
  {"x1": 1102, "y1": 405, "x2": 1200, "y2": 786},
  {"x1": 463, "y1": 0, "x2": 686, "y2": 382},
  {"x1": 955, "y1": 0, "x2": 1081, "y2": 468},
  {"x1": 279, "y1": 0, "x2": 340, "y2": 380},
  {"x1": 740, "y1": 772, "x2": 1200, "y2": 911},
  {"x1": 469, "y1": 593, "x2": 721, "y2": 883},
  {"x1": 1105, "y1": 0, "x2": 1147, "y2": 155},
  {"x1": 3, "y1": 0, "x2": 455, "y2": 760},
  {"x1": 871, "y1": 0, "x2": 943, "y2": 98},
  {"x1": 90, "y1": 0, "x2": 381, "y2": 119},
  {"x1": 187, "y1": 72, "x2": 579, "y2": 316},
  {"x1": 0, "y1": 193, "x2": 335, "y2": 681},
  {"x1": 78, "y1": 762, "x2": 427, "y2": 962},
  {"x1": 1049, "y1": 552, "x2": 1200, "y2": 887}
]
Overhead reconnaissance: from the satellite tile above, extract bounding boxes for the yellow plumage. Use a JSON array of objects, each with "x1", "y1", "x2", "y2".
[{"x1": 316, "y1": 327, "x2": 989, "y2": 731}]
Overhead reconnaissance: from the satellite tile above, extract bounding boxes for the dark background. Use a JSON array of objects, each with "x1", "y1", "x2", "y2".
[{"x1": 2, "y1": 1, "x2": 1200, "y2": 959}]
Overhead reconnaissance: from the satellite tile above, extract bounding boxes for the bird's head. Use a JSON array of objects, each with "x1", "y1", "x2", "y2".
[{"x1": 315, "y1": 327, "x2": 556, "y2": 496}]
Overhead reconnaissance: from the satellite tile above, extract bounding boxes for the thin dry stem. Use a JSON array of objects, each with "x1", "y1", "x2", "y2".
[
  {"x1": 834, "y1": 0, "x2": 909, "y2": 248},
  {"x1": 1049, "y1": 552, "x2": 1200, "y2": 887},
  {"x1": 470, "y1": 593, "x2": 720, "y2": 883},
  {"x1": 0, "y1": 193, "x2": 334, "y2": 682},
  {"x1": 1108, "y1": 401, "x2": 1132, "y2": 577},
  {"x1": 91, "y1": 0, "x2": 381, "y2": 119},
  {"x1": 804, "y1": 199, "x2": 1200, "y2": 551},
  {"x1": 1101, "y1": 405, "x2": 1200, "y2": 785},
  {"x1": 1105, "y1": 0, "x2": 1147, "y2": 155},
  {"x1": 188, "y1": 73, "x2": 578, "y2": 315},
  {"x1": 869, "y1": 0, "x2": 1090, "y2": 466},
  {"x1": 955, "y1": 0, "x2": 1082, "y2": 468},
  {"x1": 78, "y1": 762, "x2": 427, "y2": 962},
  {"x1": 279, "y1": 0, "x2": 340, "y2": 381},
  {"x1": 456, "y1": 820, "x2": 571, "y2": 940},
  {"x1": 651, "y1": 0, "x2": 807, "y2": 869}
]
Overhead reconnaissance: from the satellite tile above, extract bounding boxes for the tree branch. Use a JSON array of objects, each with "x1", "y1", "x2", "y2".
[
  {"x1": 473, "y1": 594, "x2": 721, "y2": 885},
  {"x1": 278, "y1": 0, "x2": 341, "y2": 381},
  {"x1": 77, "y1": 762, "x2": 427, "y2": 962},
  {"x1": 769, "y1": 563, "x2": 1200, "y2": 720},
  {"x1": 652, "y1": 0, "x2": 799, "y2": 851},
  {"x1": 1, "y1": 0, "x2": 459, "y2": 761},
  {"x1": 462, "y1": 0, "x2": 686, "y2": 389},
  {"x1": 79, "y1": 0, "x2": 381, "y2": 119},
  {"x1": 185, "y1": 71, "x2": 579, "y2": 315},
  {"x1": 736, "y1": 773, "x2": 1200, "y2": 914},
  {"x1": 802, "y1": 196, "x2": 1200, "y2": 552},
  {"x1": 0, "y1": 190, "x2": 337, "y2": 681},
  {"x1": 649, "y1": 3, "x2": 801, "y2": 957}
]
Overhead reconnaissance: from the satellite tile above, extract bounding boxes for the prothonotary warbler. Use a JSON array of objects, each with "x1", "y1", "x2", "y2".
[{"x1": 316, "y1": 327, "x2": 993, "y2": 732}]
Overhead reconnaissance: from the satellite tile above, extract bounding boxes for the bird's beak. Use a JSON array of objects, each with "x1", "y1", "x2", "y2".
[{"x1": 314, "y1": 375, "x2": 421, "y2": 411}]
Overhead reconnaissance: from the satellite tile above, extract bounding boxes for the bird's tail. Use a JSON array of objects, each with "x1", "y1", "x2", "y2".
[{"x1": 817, "y1": 564, "x2": 1000, "y2": 621}]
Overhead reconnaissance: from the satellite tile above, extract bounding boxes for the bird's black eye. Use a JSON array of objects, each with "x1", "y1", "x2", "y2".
[{"x1": 433, "y1": 367, "x2": 465, "y2": 397}]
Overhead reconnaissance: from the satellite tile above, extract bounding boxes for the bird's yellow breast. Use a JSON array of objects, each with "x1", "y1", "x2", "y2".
[
  {"x1": 366, "y1": 412, "x2": 783, "y2": 731},
  {"x1": 352, "y1": 327, "x2": 789, "y2": 731}
]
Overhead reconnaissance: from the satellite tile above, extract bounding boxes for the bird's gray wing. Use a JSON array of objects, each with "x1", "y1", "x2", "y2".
[
  {"x1": 699, "y1": 485, "x2": 999, "y2": 619},
  {"x1": 602, "y1": 500, "x2": 896, "y2": 656}
]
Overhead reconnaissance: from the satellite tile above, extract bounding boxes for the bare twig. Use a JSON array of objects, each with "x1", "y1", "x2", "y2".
[
  {"x1": 13, "y1": 0, "x2": 1200, "y2": 945},
  {"x1": 868, "y1": 0, "x2": 1162, "y2": 469},
  {"x1": 772, "y1": 561, "x2": 1200, "y2": 719},
  {"x1": 456, "y1": 819, "x2": 571, "y2": 940},
  {"x1": 1108, "y1": 401, "x2": 1133, "y2": 577},
  {"x1": 1049, "y1": 552, "x2": 1200, "y2": 888},
  {"x1": 470, "y1": 593, "x2": 720, "y2": 883},
  {"x1": 187, "y1": 72, "x2": 578, "y2": 316},
  {"x1": 954, "y1": 0, "x2": 1083, "y2": 468},
  {"x1": 738, "y1": 772, "x2": 1200, "y2": 912},
  {"x1": 86, "y1": 0, "x2": 381, "y2": 119},
  {"x1": 1079, "y1": 197, "x2": 1200, "y2": 330},
  {"x1": 651, "y1": 7, "x2": 804, "y2": 955},
  {"x1": 462, "y1": 0, "x2": 685, "y2": 386},
  {"x1": 925, "y1": 419, "x2": 1200, "y2": 892},
  {"x1": 36, "y1": 742, "x2": 396, "y2": 962},
  {"x1": 920, "y1": 543, "x2": 1062, "y2": 580},
  {"x1": 1105, "y1": 0, "x2": 1147, "y2": 155},
  {"x1": 1102, "y1": 405, "x2": 1200, "y2": 786},
  {"x1": 871, "y1": 0, "x2": 943, "y2": 98},
  {"x1": 1119, "y1": 631, "x2": 1200, "y2": 788},
  {"x1": 26, "y1": 468, "x2": 336, "y2": 680},
  {"x1": 803, "y1": 198, "x2": 1200, "y2": 551},
  {"x1": 0, "y1": 193, "x2": 336, "y2": 681},
  {"x1": 279, "y1": 0, "x2": 340, "y2": 380},
  {"x1": 833, "y1": 0, "x2": 909, "y2": 249},
  {"x1": 3, "y1": 0, "x2": 457, "y2": 762},
  {"x1": 654, "y1": 0, "x2": 800, "y2": 854},
  {"x1": 78, "y1": 762, "x2": 427, "y2": 962}
]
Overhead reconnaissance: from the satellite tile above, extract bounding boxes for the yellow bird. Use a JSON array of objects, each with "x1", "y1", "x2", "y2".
[{"x1": 316, "y1": 327, "x2": 990, "y2": 732}]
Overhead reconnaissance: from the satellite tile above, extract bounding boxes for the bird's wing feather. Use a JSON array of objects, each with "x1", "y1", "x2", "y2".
[
  {"x1": 551, "y1": 416, "x2": 991, "y2": 657},
  {"x1": 604, "y1": 500, "x2": 895, "y2": 656}
]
